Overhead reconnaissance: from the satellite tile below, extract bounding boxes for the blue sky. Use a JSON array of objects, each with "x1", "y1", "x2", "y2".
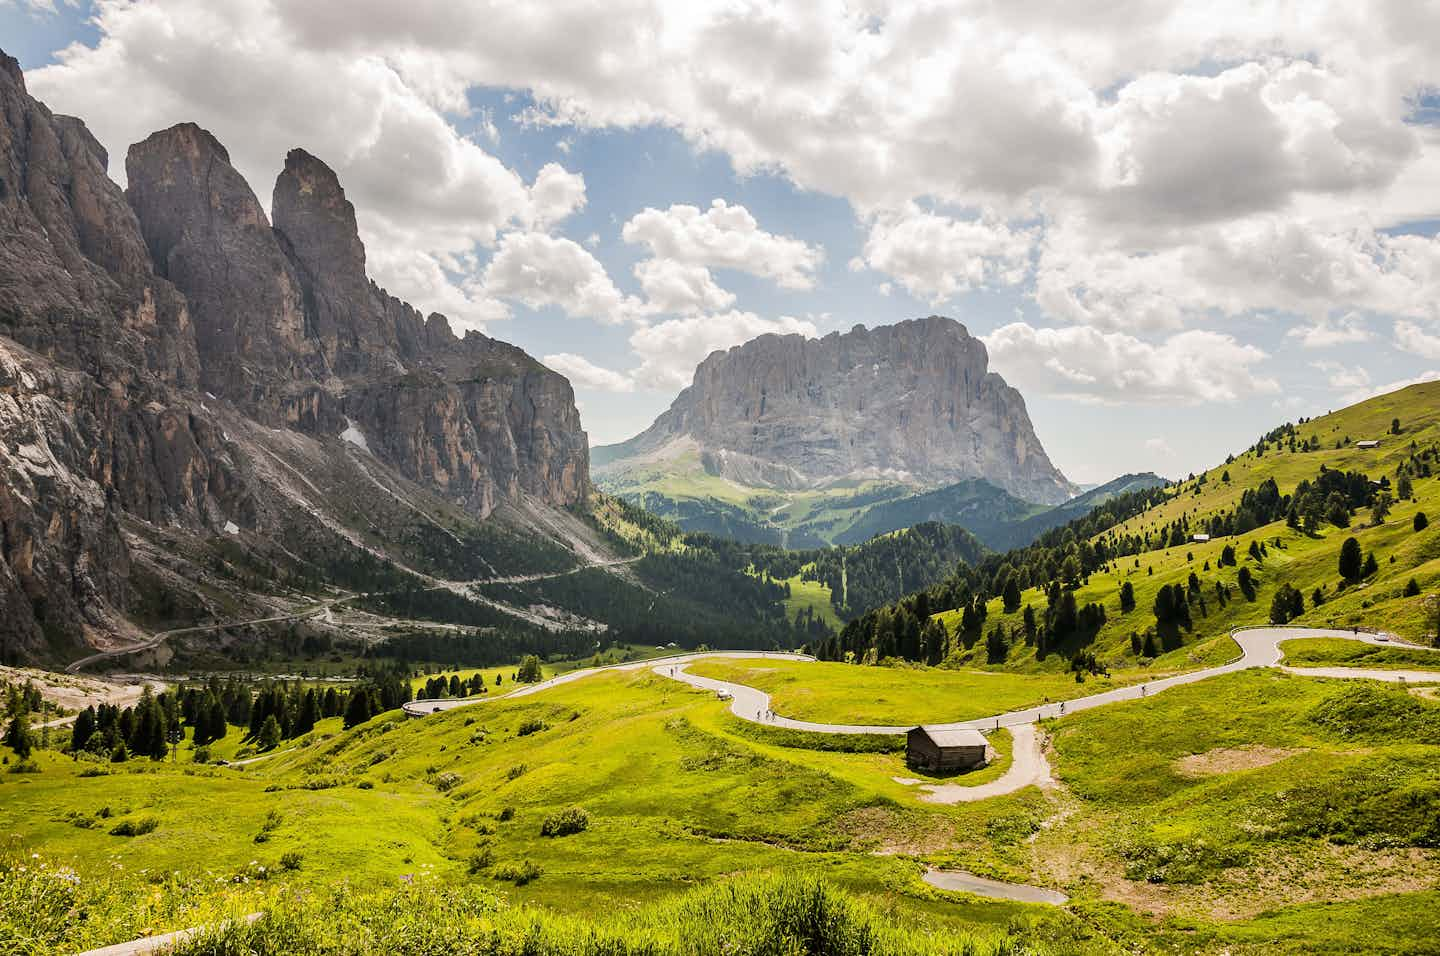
[{"x1": 7, "y1": 1, "x2": 1440, "y2": 486}]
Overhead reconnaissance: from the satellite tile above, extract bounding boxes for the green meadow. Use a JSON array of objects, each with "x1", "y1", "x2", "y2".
[
  {"x1": 686, "y1": 657, "x2": 1160, "y2": 725},
  {"x1": 6, "y1": 653, "x2": 1440, "y2": 954}
]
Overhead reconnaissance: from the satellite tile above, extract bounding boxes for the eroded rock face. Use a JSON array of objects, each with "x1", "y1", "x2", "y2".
[
  {"x1": 0, "y1": 50, "x2": 589, "y2": 660},
  {"x1": 601, "y1": 317, "x2": 1074, "y2": 505},
  {"x1": 126, "y1": 123, "x2": 322, "y2": 420}
]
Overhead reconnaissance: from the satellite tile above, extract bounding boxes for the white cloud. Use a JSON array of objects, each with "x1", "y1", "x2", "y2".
[
  {"x1": 1035, "y1": 217, "x2": 1440, "y2": 334},
  {"x1": 23, "y1": 0, "x2": 1440, "y2": 376},
  {"x1": 527, "y1": 163, "x2": 587, "y2": 230},
  {"x1": 1394, "y1": 320, "x2": 1440, "y2": 360},
  {"x1": 1286, "y1": 314, "x2": 1372, "y2": 348},
  {"x1": 1342, "y1": 370, "x2": 1440, "y2": 406},
  {"x1": 855, "y1": 207, "x2": 1033, "y2": 304},
  {"x1": 26, "y1": 0, "x2": 585, "y2": 329},
  {"x1": 480, "y1": 232, "x2": 641, "y2": 325},
  {"x1": 1143, "y1": 437, "x2": 1176, "y2": 458},
  {"x1": 1310, "y1": 360, "x2": 1370, "y2": 390},
  {"x1": 632, "y1": 259, "x2": 736, "y2": 315},
  {"x1": 629, "y1": 311, "x2": 817, "y2": 390},
  {"x1": 622, "y1": 199, "x2": 822, "y2": 290},
  {"x1": 542, "y1": 353, "x2": 635, "y2": 392},
  {"x1": 983, "y1": 323, "x2": 1280, "y2": 404}
]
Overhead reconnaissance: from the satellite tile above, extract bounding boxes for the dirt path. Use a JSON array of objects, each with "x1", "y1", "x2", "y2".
[{"x1": 74, "y1": 914, "x2": 262, "y2": 956}]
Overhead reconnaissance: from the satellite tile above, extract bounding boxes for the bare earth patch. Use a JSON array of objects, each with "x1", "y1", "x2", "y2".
[
  {"x1": 0, "y1": 665, "x2": 161, "y2": 715},
  {"x1": 1031, "y1": 800, "x2": 1440, "y2": 920},
  {"x1": 1174, "y1": 745, "x2": 1302, "y2": 777},
  {"x1": 833, "y1": 806, "x2": 956, "y2": 855}
]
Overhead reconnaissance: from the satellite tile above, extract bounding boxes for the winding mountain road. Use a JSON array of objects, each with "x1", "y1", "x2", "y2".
[{"x1": 407, "y1": 627, "x2": 1439, "y2": 805}]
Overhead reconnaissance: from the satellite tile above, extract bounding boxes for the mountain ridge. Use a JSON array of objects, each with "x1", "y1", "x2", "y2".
[
  {"x1": 0, "y1": 52, "x2": 596, "y2": 662},
  {"x1": 595, "y1": 316, "x2": 1077, "y2": 505}
]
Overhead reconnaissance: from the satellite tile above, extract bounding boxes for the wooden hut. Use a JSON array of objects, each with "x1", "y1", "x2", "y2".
[{"x1": 906, "y1": 726, "x2": 987, "y2": 772}]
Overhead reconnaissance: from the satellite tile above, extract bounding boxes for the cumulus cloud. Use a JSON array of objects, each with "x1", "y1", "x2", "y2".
[
  {"x1": 622, "y1": 199, "x2": 823, "y2": 290},
  {"x1": 26, "y1": 0, "x2": 585, "y2": 329},
  {"x1": 982, "y1": 323, "x2": 1279, "y2": 404},
  {"x1": 542, "y1": 353, "x2": 635, "y2": 392},
  {"x1": 23, "y1": 0, "x2": 1440, "y2": 401},
  {"x1": 1287, "y1": 314, "x2": 1372, "y2": 349},
  {"x1": 629, "y1": 311, "x2": 818, "y2": 390},
  {"x1": 632, "y1": 259, "x2": 736, "y2": 315},
  {"x1": 1342, "y1": 370, "x2": 1440, "y2": 405},
  {"x1": 854, "y1": 207, "x2": 1033, "y2": 304},
  {"x1": 480, "y1": 232, "x2": 642, "y2": 325},
  {"x1": 1394, "y1": 320, "x2": 1440, "y2": 360},
  {"x1": 1310, "y1": 360, "x2": 1371, "y2": 390},
  {"x1": 1035, "y1": 218, "x2": 1440, "y2": 333}
]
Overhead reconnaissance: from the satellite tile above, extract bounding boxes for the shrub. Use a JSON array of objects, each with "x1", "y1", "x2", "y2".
[
  {"x1": 516, "y1": 718, "x2": 547, "y2": 737},
  {"x1": 109, "y1": 816, "x2": 159, "y2": 837},
  {"x1": 505, "y1": 764, "x2": 528, "y2": 780},
  {"x1": 497, "y1": 806, "x2": 514, "y2": 822},
  {"x1": 491, "y1": 858, "x2": 543, "y2": 885},
  {"x1": 434, "y1": 772, "x2": 462, "y2": 793},
  {"x1": 192, "y1": 745, "x2": 211, "y2": 765},
  {"x1": 279, "y1": 851, "x2": 304, "y2": 871},
  {"x1": 540, "y1": 807, "x2": 590, "y2": 837},
  {"x1": 466, "y1": 846, "x2": 494, "y2": 874}
]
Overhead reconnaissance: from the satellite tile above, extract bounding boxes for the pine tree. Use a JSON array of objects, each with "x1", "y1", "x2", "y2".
[
  {"x1": 4, "y1": 714, "x2": 33, "y2": 759},
  {"x1": 343, "y1": 690, "x2": 373, "y2": 729},
  {"x1": 70, "y1": 707, "x2": 97, "y2": 753},
  {"x1": 1415, "y1": 512, "x2": 1429, "y2": 532},
  {"x1": 1363, "y1": 551, "x2": 1379, "y2": 577},
  {"x1": 1119, "y1": 581, "x2": 1136, "y2": 612},
  {"x1": 1001, "y1": 577, "x2": 1022, "y2": 613},
  {"x1": 293, "y1": 690, "x2": 319, "y2": 737},
  {"x1": 257, "y1": 715, "x2": 282, "y2": 751},
  {"x1": 1338, "y1": 537, "x2": 1363, "y2": 583}
]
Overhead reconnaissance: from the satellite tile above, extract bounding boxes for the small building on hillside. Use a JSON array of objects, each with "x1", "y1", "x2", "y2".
[
  {"x1": 1356, "y1": 439, "x2": 1381, "y2": 449},
  {"x1": 906, "y1": 726, "x2": 988, "y2": 772},
  {"x1": 1191, "y1": 533, "x2": 1211, "y2": 543}
]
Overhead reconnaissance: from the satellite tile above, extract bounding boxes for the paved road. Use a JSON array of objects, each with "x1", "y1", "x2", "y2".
[
  {"x1": 64, "y1": 602, "x2": 341, "y2": 674},
  {"x1": 401, "y1": 651, "x2": 811, "y2": 717},
  {"x1": 403, "y1": 627, "x2": 1439, "y2": 807}
]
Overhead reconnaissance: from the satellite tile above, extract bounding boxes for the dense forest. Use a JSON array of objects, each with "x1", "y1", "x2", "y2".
[{"x1": 825, "y1": 432, "x2": 1440, "y2": 669}]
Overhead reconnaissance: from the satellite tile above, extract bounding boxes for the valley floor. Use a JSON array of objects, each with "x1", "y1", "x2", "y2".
[{"x1": 4, "y1": 628, "x2": 1439, "y2": 955}]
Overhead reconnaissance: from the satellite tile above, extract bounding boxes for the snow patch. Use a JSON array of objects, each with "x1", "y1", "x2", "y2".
[
  {"x1": 223, "y1": 520, "x2": 240, "y2": 535},
  {"x1": 340, "y1": 417, "x2": 370, "y2": 452}
]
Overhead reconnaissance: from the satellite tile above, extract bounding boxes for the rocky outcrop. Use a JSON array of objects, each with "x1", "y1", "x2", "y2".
[
  {"x1": 126, "y1": 124, "x2": 322, "y2": 421},
  {"x1": 0, "y1": 50, "x2": 590, "y2": 661},
  {"x1": 597, "y1": 317, "x2": 1074, "y2": 505}
]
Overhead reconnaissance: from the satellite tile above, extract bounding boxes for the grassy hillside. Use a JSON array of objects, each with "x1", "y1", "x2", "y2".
[{"x1": 835, "y1": 382, "x2": 1440, "y2": 673}]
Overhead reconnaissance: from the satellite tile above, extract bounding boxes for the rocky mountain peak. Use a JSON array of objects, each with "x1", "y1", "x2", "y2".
[
  {"x1": 273, "y1": 147, "x2": 367, "y2": 286},
  {"x1": 126, "y1": 122, "x2": 317, "y2": 414},
  {"x1": 598, "y1": 316, "x2": 1075, "y2": 505},
  {"x1": 1, "y1": 51, "x2": 23, "y2": 89}
]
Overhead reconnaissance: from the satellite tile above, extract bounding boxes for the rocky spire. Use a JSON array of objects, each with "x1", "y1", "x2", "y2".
[{"x1": 126, "y1": 123, "x2": 321, "y2": 416}]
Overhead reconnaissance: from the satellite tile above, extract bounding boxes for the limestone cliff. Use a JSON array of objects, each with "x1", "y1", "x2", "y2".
[
  {"x1": 0, "y1": 51, "x2": 590, "y2": 662},
  {"x1": 596, "y1": 317, "x2": 1074, "y2": 505}
]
